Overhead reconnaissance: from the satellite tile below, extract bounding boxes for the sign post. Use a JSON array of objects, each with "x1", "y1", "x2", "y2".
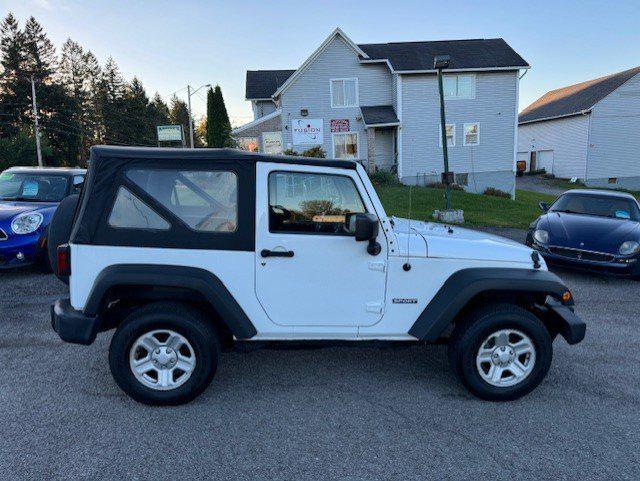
[{"x1": 157, "y1": 125, "x2": 185, "y2": 146}]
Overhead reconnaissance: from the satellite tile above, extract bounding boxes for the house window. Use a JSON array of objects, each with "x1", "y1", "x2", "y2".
[
  {"x1": 331, "y1": 78, "x2": 358, "y2": 108},
  {"x1": 463, "y1": 123, "x2": 480, "y2": 146},
  {"x1": 438, "y1": 124, "x2": 455, "y2": 147},
  {"x1": 332, "y1": 132, "x2": 359, "y2": 159},
  {"x1": 443, "y1": 74, "x2": 476, "y2": 100}
]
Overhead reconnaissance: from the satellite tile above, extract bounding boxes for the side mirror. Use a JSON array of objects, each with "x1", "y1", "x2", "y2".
[
  {"x1": 345, "y1": 213, "x2": 381, "y2": 255},
  {"x1": 539, "y1": 202, "x2": 549, "y2": 212}
]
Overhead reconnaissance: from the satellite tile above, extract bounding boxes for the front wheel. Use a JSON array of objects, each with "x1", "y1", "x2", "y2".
[
  {"x1": 109, "y1": 302, "x2": 220, "y2": 406},
  {"x1": 448, "y1": 303, "x2": 552, "y2": 401}
]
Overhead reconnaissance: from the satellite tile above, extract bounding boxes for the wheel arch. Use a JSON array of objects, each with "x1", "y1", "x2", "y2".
[
  {"x1": 408, "y1": 268, "x2": 572, "y2": 342},
  {"x1": 85, "y1": 264, "x2": 257, "y2": 340}
]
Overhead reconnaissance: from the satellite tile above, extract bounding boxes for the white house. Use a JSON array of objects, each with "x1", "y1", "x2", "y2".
[
  {"x1": 232, "y1": 28, "x2": 529, "y2": 194},
  {"x1": 518, "y1": 66, "x2": 640, "y2": 189}
]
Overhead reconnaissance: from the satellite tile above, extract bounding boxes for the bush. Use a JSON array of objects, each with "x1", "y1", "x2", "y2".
[
  {"x1": 524, "y1": 168, "x2": 546, "y2": 176},
  {"x1": 483, "y1": 187, "x2": 511, "y2": 198},
  {"x1": 0, "y1": 130, "x2": 52, "y2": 171},
  {"x1": 282, "y1": 146, "x2": 326, "y2": 158},
  {"x1": 369, "y1": 170, "x2": 400, "y2": 187},
  {"x1": 426, "y1": 182, "x2": 464, "y2": 191}
]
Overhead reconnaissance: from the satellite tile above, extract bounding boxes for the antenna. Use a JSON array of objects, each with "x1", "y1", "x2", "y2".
[{"x1": 403, "y1": 184, "x2": 412, "y2": 272}]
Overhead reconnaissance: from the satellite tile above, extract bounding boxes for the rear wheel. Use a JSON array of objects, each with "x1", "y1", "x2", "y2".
[
  {"x1": 109, "y1": 302, "x2": 220, "y2": 406},
  {"x1": 448, "y1": 303, "x2": 552, "y2": 401}
]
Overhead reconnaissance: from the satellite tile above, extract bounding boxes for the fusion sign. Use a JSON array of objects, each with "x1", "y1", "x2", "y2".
[{"x1": 291, "y1": 118, "x2": 323, "y2": 145}]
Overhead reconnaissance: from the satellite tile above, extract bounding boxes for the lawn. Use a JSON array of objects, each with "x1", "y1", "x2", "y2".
[{"x1": 375, "y1": 185, "x2": 556, "y2": 230}]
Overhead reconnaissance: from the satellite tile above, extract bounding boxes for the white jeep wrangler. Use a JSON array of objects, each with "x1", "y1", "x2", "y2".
[{"x1": 51, "y1": 146, "x2": 585, "y2": 405}]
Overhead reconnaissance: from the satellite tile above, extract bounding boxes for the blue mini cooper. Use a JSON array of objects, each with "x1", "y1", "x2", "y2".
[{"x1": 0, "y1": 167, "x2": 85, "y2": 270}]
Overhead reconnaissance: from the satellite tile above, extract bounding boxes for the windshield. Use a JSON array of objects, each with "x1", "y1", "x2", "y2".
[
  {"x1": 550, "y1": 193, "x2": 640, "y2": 220},
  {"x1": 0, "y1": 172, "x2": 69, "y2": 202}
]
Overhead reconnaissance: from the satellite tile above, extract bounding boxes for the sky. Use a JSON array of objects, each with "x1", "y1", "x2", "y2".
[{"x1": 2, "y1": 0, "x2": 639, "y2": 127}]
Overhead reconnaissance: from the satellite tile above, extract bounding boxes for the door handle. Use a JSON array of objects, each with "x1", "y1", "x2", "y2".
[{"x1": 261, "y1": 249, "x2": 294, "y2": 258}]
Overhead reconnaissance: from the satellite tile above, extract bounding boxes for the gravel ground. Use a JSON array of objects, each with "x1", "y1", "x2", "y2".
[{"x1": 1, "y1": 238, "x2": 639, "y2": 480}]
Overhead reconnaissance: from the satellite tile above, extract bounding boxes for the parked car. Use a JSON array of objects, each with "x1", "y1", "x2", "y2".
[
  {"x1": 50, "y1": 146, "x2": 585, "y2": 406},
  {"x1": 526, "y1": 189, "x2": 640, "y2": 276},
  {"x1": 0, "y1": 166, "x2": 85, "y2": 270}
]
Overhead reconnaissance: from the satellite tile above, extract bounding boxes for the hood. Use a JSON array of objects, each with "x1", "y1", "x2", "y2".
[
  {"x1": 0, "y1": 201, "x2": 56, "y2": 223},
  {"x1": 541, "y1": 212, "x2": 640, "y2": 253},
  {"x1": 391, "y1": 217, "x2": 536, "y2": 264}
]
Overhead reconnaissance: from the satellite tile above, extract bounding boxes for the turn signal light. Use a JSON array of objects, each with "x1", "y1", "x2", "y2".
[
  {"x1": 562, "y1": 291, "x2": 572, "y2": 303},
  {"x1": 57, "y1": 244, "x2": 71, "y2": 277}
]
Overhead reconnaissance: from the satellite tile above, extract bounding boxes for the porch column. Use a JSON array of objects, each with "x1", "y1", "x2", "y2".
[{"x1": 366, "y1": 127, "x2": 376, "y2": 173}]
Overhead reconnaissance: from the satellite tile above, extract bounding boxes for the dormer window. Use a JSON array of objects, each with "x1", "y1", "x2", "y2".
[{"x1": 331, "y1": 78, "x2": 359, "y2": 108}]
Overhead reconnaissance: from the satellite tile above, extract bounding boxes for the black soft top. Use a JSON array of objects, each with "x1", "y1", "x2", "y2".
[
  {"x1": 89, "y1": 145, "x2": 357, "y2": 170},
  {"x1": 70, "y1": 146, "x2": 356, "y2": 248}
]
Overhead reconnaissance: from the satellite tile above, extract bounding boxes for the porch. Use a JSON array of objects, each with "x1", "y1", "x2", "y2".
[{"x1": 361, "y1": 105, "x2": 400, "y2": 173}]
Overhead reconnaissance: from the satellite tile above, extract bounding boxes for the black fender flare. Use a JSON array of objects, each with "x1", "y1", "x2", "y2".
[
  {"x1": 408, "y1": 268, "x2": 572, "y2": 341},
  {"x1": 84, "y1": 264, "x2": 257, "y2": 339}
]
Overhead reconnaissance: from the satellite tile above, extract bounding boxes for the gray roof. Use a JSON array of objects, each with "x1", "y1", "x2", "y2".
[
  {"x1": 245, "y1": 70, "x2": 295, "y2": 99},
  {"x1": 360, "y1": 105, "x2": 399, "y2": 126},
  {"x1": 358, "y1": 38, "x2": 528, "y2": 71},
  {"x1": 245, "y1": 38, "x2": 527, "y2": 99},
  {"x1": 519, "y1": 66, "x2": 640, "y2": 124}
]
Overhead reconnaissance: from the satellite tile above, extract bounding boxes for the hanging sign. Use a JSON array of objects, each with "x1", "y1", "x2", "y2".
[
  {"x1": 291, "y1": 118, "x2": 323, "y2": 145},
  {"x1": 331, "y1": 119, "x2": 349, "y2": 132}
]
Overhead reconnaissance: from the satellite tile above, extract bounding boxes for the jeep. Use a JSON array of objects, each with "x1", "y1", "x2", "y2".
[{"x1": 50, "y1": 146, "x2": 585, "y2": 405}]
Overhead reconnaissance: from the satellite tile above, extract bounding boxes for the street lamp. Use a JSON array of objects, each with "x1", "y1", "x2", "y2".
[
  {"x1": 186, "y1": 83, "x2": 211, "y2": 148},
  {"x1": 434, "y1": 55, "x2": 452, "y2": 210}
]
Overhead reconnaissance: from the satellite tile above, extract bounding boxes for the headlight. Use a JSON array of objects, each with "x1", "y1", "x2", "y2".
[
  {"x1": 619, "y1": 240, "x2": 640, "y2": 256},
  {"x1": 11, "y1": 212, "x2": 43, "y2": 234},
  {"x1": 533, "y1": 229, "x2": 549, "y2": 244}
]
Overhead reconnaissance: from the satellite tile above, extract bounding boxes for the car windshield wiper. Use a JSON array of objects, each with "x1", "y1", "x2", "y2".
[{"x1": 552, "y1": 209, "x2": 582, "y2": 215}]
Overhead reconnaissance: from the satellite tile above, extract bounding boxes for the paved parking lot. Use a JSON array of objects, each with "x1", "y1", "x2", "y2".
[{"x1": 1, "y1": 254, "x2": 639, "y2": 479}]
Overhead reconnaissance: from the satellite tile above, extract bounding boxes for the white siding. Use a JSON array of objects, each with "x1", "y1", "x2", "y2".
[
  {"x1": 252, "y1": 100, "x2": 277, "y2": 120},
  {"x1": 400, "y1": 71, "x2": 518, "y2": 182},
  {"x1": 586, "y1": 72, "x2": 640, "y2": 179},
  {"x1": 517, "y1": 115, "x2": 590, "y2": 179},
  {"x1": 374, "y1": 128, "x2": 395, "y2": 170},
  {"x1": 279, "y1": 36, "x2": 393, "y2": 158}
]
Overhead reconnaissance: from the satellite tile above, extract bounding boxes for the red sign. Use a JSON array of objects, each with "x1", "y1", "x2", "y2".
[{"x1": 330, "y1": 119, "x2": 349, "y2": 132}]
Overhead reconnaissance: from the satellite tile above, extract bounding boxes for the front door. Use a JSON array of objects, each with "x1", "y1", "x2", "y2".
[{"x1": 255, "y1": 162, "x2": 387, "y2": 328}]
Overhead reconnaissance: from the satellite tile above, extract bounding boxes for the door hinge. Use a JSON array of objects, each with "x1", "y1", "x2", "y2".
[
  {"x1": 366, "y1": 302, "x2": 384, "y2": 314},
  {"x1": 368, "y1": 261, "x2": 386, "y2": 272}
]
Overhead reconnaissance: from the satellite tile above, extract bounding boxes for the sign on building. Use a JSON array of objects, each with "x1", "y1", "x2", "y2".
[
  {"x1": 262, "y1": 131, "x2": 283, "y2": 154},
  {"x1": 330, "y1": 119, "x2": 349, "y2": 132},
  {"x1": 291, "y1": 118, "x2": 323, "y2": 145},
  {"x1": 157, "y1": 125, "x2": 184, "y2": 143}
]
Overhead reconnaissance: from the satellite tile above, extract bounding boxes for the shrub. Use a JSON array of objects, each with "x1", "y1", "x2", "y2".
[
  {"x1": 282, "y1": 148, "x2": 297, "y2": 156},
  {"x1": 483, "y1": 187, "x2": 511, "y2": 198},
  {"x1": 524, "y1": 168, "x2": 546, "y2": 176},
  {"x1": 369, "y1": 170, "x2": 400, "y2": 187},
  {"x1": 426, "y1": 182, "x2": 464, "y2": 191},
  {"x1": 301, "y1": 146, "x2": 326, "y2": 158}
]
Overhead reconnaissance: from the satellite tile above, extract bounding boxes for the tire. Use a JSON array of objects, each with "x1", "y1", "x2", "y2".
[
  {"x1": 448, "y1": 303, "x2": 552, "y2": 401},
  {"x1": 38, "y1": 243, "x2": 53, "y2": 273},
  {"x1": 109, "y1": 302, "x2": 221, "y2": 406},
  {"x1": 48, "y1": 194, "x2": 79, "y2": 283}
]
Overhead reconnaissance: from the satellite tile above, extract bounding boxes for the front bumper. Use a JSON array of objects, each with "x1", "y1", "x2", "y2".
[
  {"x1": 541, "y1": 299, "x2": 586, "y2": 345},
  {"x1": 531, "y1": 243, "x2": 640, "y2": 277},
  {"x1": 51, "y1": 298, "x2": 100, "y2": 345},
  {"x1": 0, "y1": 232, "x2": 45, "y2": 269}
]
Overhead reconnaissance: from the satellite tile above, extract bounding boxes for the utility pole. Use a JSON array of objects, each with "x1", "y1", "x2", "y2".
[
  {"x1": 434, "y1": 55, "x2": 452, "y2": 210},
  {"x1": 30, "y1": 75, "x2": 43, "y2": 167},
  {"x1": 185, "y1": 83, "x2": 211, "y2": 149},
  {"x1": 186, "y1": 85, "x2": 194, "y2": 149}
]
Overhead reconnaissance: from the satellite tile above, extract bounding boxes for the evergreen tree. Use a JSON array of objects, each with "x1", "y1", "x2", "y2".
[
  {"x1": 147, "y1": 92, "x2": 170, "y2": 142},
  {"x1": 82, "y1": 50, "x2": 103, "y2": 150},
  {"x1": 100, "y1": 56, "x2": 126, "y2": 144},
  {"x1": 121, "y1": 77, "x2": 154, "y2": 146},
  {"x1": 0, "y1": 13, "x2": 29, "y2": 138},
  {"x1": 169, "y1": 95, "x2": 191, "y2": 147},
  {"x1": 58, "y1": 38, "x2": 87, "y2": 159},
  {"x1": 205, "y1": 85, "x2": 231, "y2": 148}
]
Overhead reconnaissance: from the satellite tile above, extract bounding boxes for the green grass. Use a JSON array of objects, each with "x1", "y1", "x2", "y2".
[{"x1": 375, "y1": 185, "x2": 556, "y2": 230}]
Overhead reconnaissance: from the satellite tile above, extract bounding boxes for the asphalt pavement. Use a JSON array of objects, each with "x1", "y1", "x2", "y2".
[{"x1": 0, "y1": 241, "x2": 638, "y2": 480}]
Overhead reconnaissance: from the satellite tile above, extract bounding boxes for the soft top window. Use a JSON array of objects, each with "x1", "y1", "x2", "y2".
[{"x1": 127, "y1": 169, "x2": 238, "y2": 233}]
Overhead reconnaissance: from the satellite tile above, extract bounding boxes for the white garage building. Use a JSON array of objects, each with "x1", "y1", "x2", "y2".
[{"x1": 518, "y1": 66, "x2": 640, "y2": 189}]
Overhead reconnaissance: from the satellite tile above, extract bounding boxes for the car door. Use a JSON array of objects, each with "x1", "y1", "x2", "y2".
[{"x1": 255, "y1": 162, "x2": 387, "y2": 329}]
